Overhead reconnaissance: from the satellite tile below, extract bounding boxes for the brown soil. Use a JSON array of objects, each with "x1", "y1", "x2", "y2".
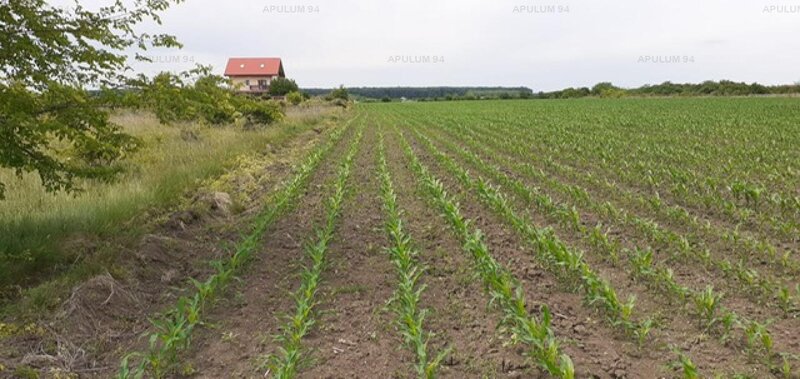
[
  {"x1": 416, "y1": 122, "x2": 800, "y2": 364},
  {"x1": 2, "y1": 106, "x2": 794, "y2": 379},
  {"x1": 420, "y1": 126, "x2": 784, "y2": 372},
  {"x1": 179, "y1": 125, "x2": 361, "y2": 378}
]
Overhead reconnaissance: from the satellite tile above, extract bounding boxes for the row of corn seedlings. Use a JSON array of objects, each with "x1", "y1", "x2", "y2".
[
  {"x1": 117, "y1": 116, "x2": 357, "y2": 379},
  {"x1": 410, "y1": 124, "x2": 795, "y2": 373},
  {"x1": 407, "y1": 129, "x2": 640, "y2": 333},
  {"x1": 454, "y1": 110, "x2": 798, "y2": 252},
  {"x1": 376, "y1": 131, "x2": 450, "y2": 378},
  {"x1": 395, "y1": 127, "x2": 575, "y2": 378},
  {"x1": 412, "y1": 109, "x2": 797, "y2": 302},
  {"x1": 430, "y1": 116, "x2": 800, "y2": 315},
  {"x1": 449, "y1": 103, "x2": 799, "y2": 240},
  {"x1": 262, "y1": 125, "x2": 364, "y2": 379}
]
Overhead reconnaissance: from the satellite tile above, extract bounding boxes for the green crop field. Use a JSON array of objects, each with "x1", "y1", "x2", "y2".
[{"x1": 2, "y1": 98, "x2": 799, "y2": 378}]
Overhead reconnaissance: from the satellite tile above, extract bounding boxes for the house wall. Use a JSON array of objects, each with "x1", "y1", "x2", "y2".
[{"x1": 229, "y1": 76, "x2": 275, "y2": 92}]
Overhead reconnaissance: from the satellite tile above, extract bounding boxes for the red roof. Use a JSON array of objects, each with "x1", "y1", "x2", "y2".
[{"x1": 224, "y1": 57, "x2": 284, "y2": 77}]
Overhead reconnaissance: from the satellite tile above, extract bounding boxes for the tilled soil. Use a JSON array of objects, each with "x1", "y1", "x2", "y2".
[
  {"x1": 4, "y1": 105, "x2": 796, "y2": 379},
  {"x1": 409, "y1": 124, "x2": 779, "y2": 376},
  {"x1": 413, "y1": 120, "x2": 800, "y2": 370},
  {"x1": 180, "y1": 125, "x2": 360, "y2": 378}
]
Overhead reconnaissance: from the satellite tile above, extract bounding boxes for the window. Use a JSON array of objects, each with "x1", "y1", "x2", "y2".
[{"x1": 245, "y1": 79, "x2": 250, "y2": 85}]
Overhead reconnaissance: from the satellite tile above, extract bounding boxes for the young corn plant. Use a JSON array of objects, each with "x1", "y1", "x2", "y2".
[
  {"x1": 117, "y1": 120, "x2": 355, "y2": 379},
  {"x1": 376, "y1": 133, "x2": 450, "y2": 378},
  {"x1": 411, "y1": 129, "x2": 639, "y2": 334},
  {"x1": 693, "y1": 286, "x2": 722, "y2": 328},
  {"x1": 409, "y1": 120, "x2": 796, "y2": 363},
  {"x1": 675, "y1": 352, "x2": 699, "y2": 379},
  {"x1": 397, "y1": 129, "x2": 574, "y2": 379},
  {"x1": 264, "y1": 126, "x2": 363, "y2": 379},
  {"x1": 744, "y1": 319, "x2": 774, "y2": 359}
]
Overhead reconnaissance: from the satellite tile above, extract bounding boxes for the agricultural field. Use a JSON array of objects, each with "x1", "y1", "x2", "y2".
[{"x1": 2, "y1": 97, "x2": 800, "y2": 378}]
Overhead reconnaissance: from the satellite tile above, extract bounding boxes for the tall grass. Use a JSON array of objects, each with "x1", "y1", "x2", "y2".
[{"x1": 0, "y1": 109, "x2": 335, "y2": 306}]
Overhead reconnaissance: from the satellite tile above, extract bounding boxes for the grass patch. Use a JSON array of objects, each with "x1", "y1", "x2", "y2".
[{"x1": 0, "y1": 108, "x2": 340, "y2": 313}]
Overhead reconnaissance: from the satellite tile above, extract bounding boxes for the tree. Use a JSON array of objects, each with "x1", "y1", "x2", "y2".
[
  {"x1": 128, "y1": 65, "x2": 283, "y2": 126},
  {"x1": 268, "y1": 77, "x2": 299, "y2": 96},
  {"x1": 0, "y1": 0, "x2": 183, "y2": 198}
]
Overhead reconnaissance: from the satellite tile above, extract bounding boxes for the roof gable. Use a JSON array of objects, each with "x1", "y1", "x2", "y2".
[{"x1": 224, "y1": 57, "x2": 284, "y2": 76}]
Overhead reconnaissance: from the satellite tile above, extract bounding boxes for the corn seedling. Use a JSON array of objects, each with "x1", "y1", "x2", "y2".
[
  {"x1": 376, "y1": 132, "x2": 450, "y2": 378},
  {"x1": 265, "y1": 126, "x2": 363, "y2": 379},
  {"x1": 117, "y1": 118, "x2": 355, "y2": 378},
  {"x1": 398, "y1": 129, "x2": 574, "y2": 378}
]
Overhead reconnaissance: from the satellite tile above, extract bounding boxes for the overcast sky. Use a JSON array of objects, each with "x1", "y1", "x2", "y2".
[{"x1": 64, "y1": 0, "x2": 800, "y2": 91}]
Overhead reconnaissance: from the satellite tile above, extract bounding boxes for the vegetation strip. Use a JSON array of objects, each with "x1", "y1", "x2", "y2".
[
  {"x1": 457, "y1": 112, "x2": 796, "y2": 257},
  {"x1": 262, "y1": 124, "x2": 364, "y2": 378},
  {"x1": 117, "y1": 117, "x2": 356, "y2": 378},
  {"x1": 411, "y1": 123, "x2": 792, "y2": 370},
  {"x1": 409, "y1": 129, "x2": 641, "y2": 333},
  {"x1": 396, "y1": 128, "x2": 574, "y2": 378},
  {"x1": 428, "y1": 114, "x2": 800, "y2": 313},
  {"x1": 452, "y1": 104, "x2": 799, "y2": 240},
  {"x1": 376, "y1": 131, "x2": 450, "y2": 378}
]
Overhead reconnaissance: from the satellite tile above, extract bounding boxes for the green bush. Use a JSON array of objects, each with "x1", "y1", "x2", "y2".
[
  {"x1": 268, "y1": 77, "x2": 299, "y2": 96},
  {"x1": 235, "y1": 97, "x2": 283, "y2": 125},
  {"x1": 286, "y1": 91, "x2": 303, "y2": 105}
]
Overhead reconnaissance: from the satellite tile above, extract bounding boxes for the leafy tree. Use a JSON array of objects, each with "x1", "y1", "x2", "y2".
[
  {"x1": 0, "y1": 0, "x2": 183, "y2": 198},
  {"x1": 129, "y1": 66, "x2": 283, "y2": 126},
  {"x1": 268, "y1": 77, "x2": 299, "y2": 96}
]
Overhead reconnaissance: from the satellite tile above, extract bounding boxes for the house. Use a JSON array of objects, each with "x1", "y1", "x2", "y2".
[{"x1": 224, "y1": 57, "x2": 285, "y2": 94}]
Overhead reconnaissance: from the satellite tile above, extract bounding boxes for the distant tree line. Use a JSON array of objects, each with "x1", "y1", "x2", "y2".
[
  {"x1": 535, "y1": 80, "x2": 800, "y2": 99},
  {"x1": 302, "y1": 81, "x2": 800, "y2": 102},
  {"x1": 301, "y1": 86, "x2": 534, "y2": 100}
]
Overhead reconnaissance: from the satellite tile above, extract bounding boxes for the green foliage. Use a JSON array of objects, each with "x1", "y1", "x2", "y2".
[
  {"x1": 0, "y1": 83, "x2": 140, "y2": 198},
  {"x1": 0, "y1": 0, "x2": 182, "y2": 197},
  {"x1": 128, "y1": 66, "x2": 283, "y2": 126},
  {"x1": 268, "y1": 77, "x2": 299, "y2": 96},
  {"x1": 286, "y1": 91, "x2": 303, "y2": 105}
]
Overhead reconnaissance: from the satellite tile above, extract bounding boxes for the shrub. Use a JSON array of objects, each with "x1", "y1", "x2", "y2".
[
  {"x1": 286, "y1": 91, "x2": 303, "y2": 105},
  {"x1": 235, "y1": 98, "x2": 283, "y2": 125},
  {"x1": 268, "y1": 77, "x2": 299, "y2": 96}
]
